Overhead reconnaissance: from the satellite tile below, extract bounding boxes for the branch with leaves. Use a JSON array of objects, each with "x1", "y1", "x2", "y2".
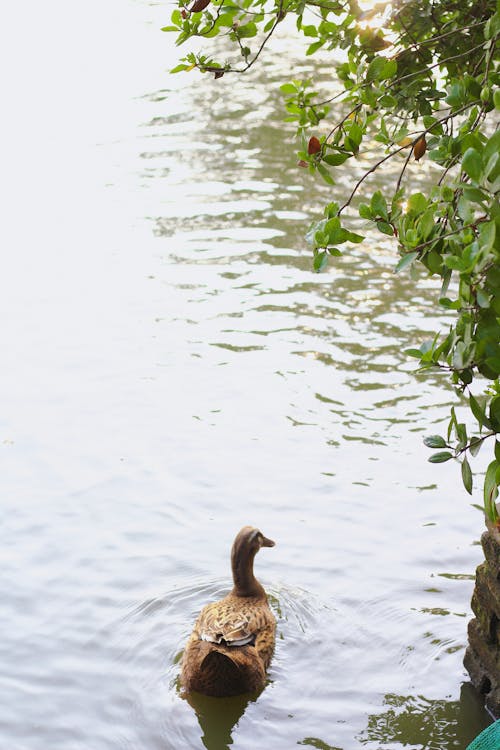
[{"x1": 165, "y1": 0, "x2": 500, "y2": 524}]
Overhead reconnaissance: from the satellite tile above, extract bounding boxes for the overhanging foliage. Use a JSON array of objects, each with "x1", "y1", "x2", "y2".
[{"x1": 164, "y1": 0, "x2": 500, "y2": 521}]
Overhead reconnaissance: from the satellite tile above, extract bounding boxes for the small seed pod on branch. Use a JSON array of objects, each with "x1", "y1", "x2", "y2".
[
  {"x1": 413, "y1": 135, "x2": 427, "y2": 161},
  {"x1": 307, "y1": 136, "x2": 321, "y2": 155},
  {"x1": 189, "y1": 0, "x2": 210, "y2": 12},
  {"x1": 297, "y1": 159, "x2": 308, "y2": 168}
]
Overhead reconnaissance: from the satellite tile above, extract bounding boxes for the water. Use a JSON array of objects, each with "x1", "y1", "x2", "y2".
[{"x1": 0, "y1": 1, "x2": 493, "y2": 748}]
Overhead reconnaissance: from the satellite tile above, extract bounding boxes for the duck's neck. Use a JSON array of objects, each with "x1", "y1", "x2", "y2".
[{"x1": 231, "y1": 547, "x2": 265, "y2": 598}]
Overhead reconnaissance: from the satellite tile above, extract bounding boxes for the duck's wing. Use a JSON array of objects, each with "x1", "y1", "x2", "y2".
[{"x1": 195, "y1": 598, "x2": 274, "y2": 647}]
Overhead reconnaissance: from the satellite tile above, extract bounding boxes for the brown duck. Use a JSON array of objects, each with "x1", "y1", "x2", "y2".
[{"x1": 180, "y1": 526, "x2": 276, "y2": 697}]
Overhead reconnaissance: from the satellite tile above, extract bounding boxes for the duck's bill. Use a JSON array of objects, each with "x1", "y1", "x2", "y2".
[{"x1": 261, "y1": 535, "x2": 275, "y2": 547}]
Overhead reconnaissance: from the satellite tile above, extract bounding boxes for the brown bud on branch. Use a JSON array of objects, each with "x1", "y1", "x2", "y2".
[
  {"x1": 413, "y1": 136, "x2": 427, "y2": 161},
  {"x1": 189, "y1": 0, "x2": 210, "y2": 12},
  {"x1": 307, "y1": 136, "x2": 321, "y2": 155}
]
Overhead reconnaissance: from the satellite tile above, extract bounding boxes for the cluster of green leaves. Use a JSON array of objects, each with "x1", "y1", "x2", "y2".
[
  {"x1": 423, "y1": 391, "x2": 500, "y2": 521},
  {"x1": 306, "y1": 200, "x2": 364, "y2": 270},
  {"x1": 165, "y1": 0, "x2": 500, "y2": 522},
  {"x1": 162, "y1": 0, "x2": 286, "y2": 73}
]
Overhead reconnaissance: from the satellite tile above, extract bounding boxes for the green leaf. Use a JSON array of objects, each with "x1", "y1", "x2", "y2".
[
  {"x1": 343, "y1": 230, "x2": 364, "y2": 244},
  {"x1": 448, "y1": 407, "x2": 458, "y2": 443},
  {"x1": 439, "y1": 297, "x2": 461, "y2": 310},
  {"x1": 462, "y1": 186, "x2": 489, "y2": 204},
  {"x1": 317, "y1": 163, "x2": 334, "y2": 185},
  {"x1": 470, "y1": 437, "x2": 483, "y2": 457},
  {"x1": 169, "y1": 63, "x2": 189, "y2": 73},
  {"x1": 428, "y1": 451, "x2": 453, "y2": 463},
  {"x1": 370, "y1": 190, "x2": 388, "y2": 220},
  {"x1": 495, "y1": 440, "x2": 500, "y2": 462},
  {"x1": 424, "y1": 435, "x2": 447, "y2": 448},
  {"x1": 377, "y1": 220, "x2": 394, "y2": 236},
  {"x1": 395, "y1": 251, "x2": 418, "y2": 273},
  {"x1": 477, "y1": 288, "x2": 490, "y2": 308},
  {"x1": 306, "y1": 40, "x2": 325, "y2": 55},
  {"x1": 325, "y1": 216, "x2": 341, "y2": 241},
  {"x1": 462, "y1": 147, "x2": 483, "y2": 182},
  {"x1": 417, "y1": 209, "x2": 435, "y2": 240},
  {"x1": 461, "y1": 456, "x2": 473, "y2": 494},
  {"x1": 484, "y1": 152, "x2": 499, "y2": 179},
  {"x1": 366, "y1": 56, "x2": 386, "y2": 83},
  {"x1": 405, "y1": 348, "x2": 424, "y2": 358},
  {"x1": 460, "y1": 368, "x2": 473, "y2": 386},
  {"x1": 440, "y1": 269, "x2": 452, "y2": 298},
  {"x1": 324, "y1": 201, "x2": 339, "y2": 218},
  {"x1": 490, "y1": 395, "x2": 500, "y2": 430},
  {"x1": 347, "y1": 122, "x2": 363, "y2": 148},
  {"x1": 479, "y1": 221, "x2": 496, "y2": 252},
  {"x1": 280, "y1": 83, "x2": 297, "y2": 95},
  {"x1": 470, "y1": 393, "x2": 493, "y2": 429},
  {"x1": 484, "y1": 130, "x2": 500, "y2": 166},
  {"x1": 379, "y1": 94, "x2": 397, "y2": 108},
  {"x1": 484, "y1": 459, "x2": 500, "y2": 522},
  {"x1": 359, "y1": 203, "x2": 372, "y2": 220},
  {"x1": 484, "y1": 357, "x2": 500, "y2": 378},
  {"x1": 301, "y1": 24, "x2": 318, "y2": 37},
  {"x1": 323, "y1": 153, "x2": 350, "y2": 166},
  {"x1": 381, "y1": 59, "x2": 397, "y2": 80},
  {"x1": 238, "y1": 22, "x2": 258, "y2": 38},
  {"x1": 407, "y1": 193, "x2": 428, "y2": 216},
  {"x1": 170, "y1": 9, "x2": 183, "y2": 26},
  {"x1": 313, "y1": 251, "x2": 328, "y2": 272},
  {"x1": 457, "y1": 422, "x2": 467, "y2": 449},
  {"x1": 423, "y1": 115, "x2": 443, "y2": 135}
]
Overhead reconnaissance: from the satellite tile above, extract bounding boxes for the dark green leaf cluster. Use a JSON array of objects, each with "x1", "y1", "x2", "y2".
[{"x1": 422, "y1": 398, "x2": 500, "y2": 521}]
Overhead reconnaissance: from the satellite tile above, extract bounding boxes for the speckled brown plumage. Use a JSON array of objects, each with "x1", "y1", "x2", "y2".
[{"x1": 180, "y1": 526, "x2": 276, "y2": 697}]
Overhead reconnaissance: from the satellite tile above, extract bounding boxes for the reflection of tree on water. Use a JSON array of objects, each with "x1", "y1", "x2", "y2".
[
  {"x1": 298, "y1": 684, "x2": 491, "y2": 750},
  {"x1": 298, "y1": 738, "x2": 342, "y2": 749},
  {"x1": 358, "y1": 684, "x2": 491, "y2": 749},
  {"x1": 185, "y1": 690, "x2": 259, "y2": 750}
]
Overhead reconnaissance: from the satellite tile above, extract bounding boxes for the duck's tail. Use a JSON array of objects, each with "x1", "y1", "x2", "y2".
[
  {"x1": 199, "y1": 649, "x2": 245, "y2": 697},
  {"x1": 181, "y1": 641, "x2": 265, "y2": 697}
]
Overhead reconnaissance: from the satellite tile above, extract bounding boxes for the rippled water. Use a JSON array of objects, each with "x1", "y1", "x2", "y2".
[{"x1": 0, "y1": 1, "x2": 493, "y2": 748}]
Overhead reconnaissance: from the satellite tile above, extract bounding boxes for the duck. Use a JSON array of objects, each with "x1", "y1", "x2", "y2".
[{"x1": 180, "y1": 526, "x2": 276, "y2": 697}]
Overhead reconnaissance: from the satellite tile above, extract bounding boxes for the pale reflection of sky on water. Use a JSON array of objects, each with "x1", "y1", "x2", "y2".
[{"x1": 0, "y1": 1, "x2": 493, "y2": 749}]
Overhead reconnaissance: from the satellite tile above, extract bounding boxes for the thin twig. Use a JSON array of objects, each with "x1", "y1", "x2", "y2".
[
  {"x1": 338, "y1": 143, "x2": 410, "y2": 214},
  {"x1": 337, "y1": 100, "x2": 480, "y2": 214},
  {"x1": 325, "y1": 104, "x2": 362, "y2": 142},
  {"x1": 405, "y1": 219, "x2": 487, "y2": 254},
  {"x1": 395, "y1": 141, "x2": 414, "y2": 194},
  {"x1": 406, "y1": 20, "x2": 487, "y2": 47}
]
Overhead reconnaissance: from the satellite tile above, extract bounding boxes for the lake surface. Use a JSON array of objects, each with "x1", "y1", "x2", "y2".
[{"x1": 0, "y1": 1, "x2": 493, "y2": 748}]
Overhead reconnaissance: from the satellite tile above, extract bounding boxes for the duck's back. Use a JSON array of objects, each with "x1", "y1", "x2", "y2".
[{"x1": 181, "y1": 592, "x2": 275, "y2": 696}]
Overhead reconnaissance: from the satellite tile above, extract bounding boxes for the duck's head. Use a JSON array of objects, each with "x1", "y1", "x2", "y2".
[
  {"x1": 231, "y1": 526, "x2": 275, "y2": 597},
  {"x1": 232, "y1": 526, "x2": 275, "y2": 556}
]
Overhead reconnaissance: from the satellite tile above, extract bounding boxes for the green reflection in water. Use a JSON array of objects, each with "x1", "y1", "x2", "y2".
[
  {"x1": 358, "y1": 684, "x2": 491, "y2": 749},
  {"x1": 185, "y1": 689, "x2": 259, "y2": 750},
  {"x1": 299, "y1": 739, "x2": 343, "y2": 749},
  {"x1": 298, "y1": 685, "x2": 491, "y2": 750}
]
